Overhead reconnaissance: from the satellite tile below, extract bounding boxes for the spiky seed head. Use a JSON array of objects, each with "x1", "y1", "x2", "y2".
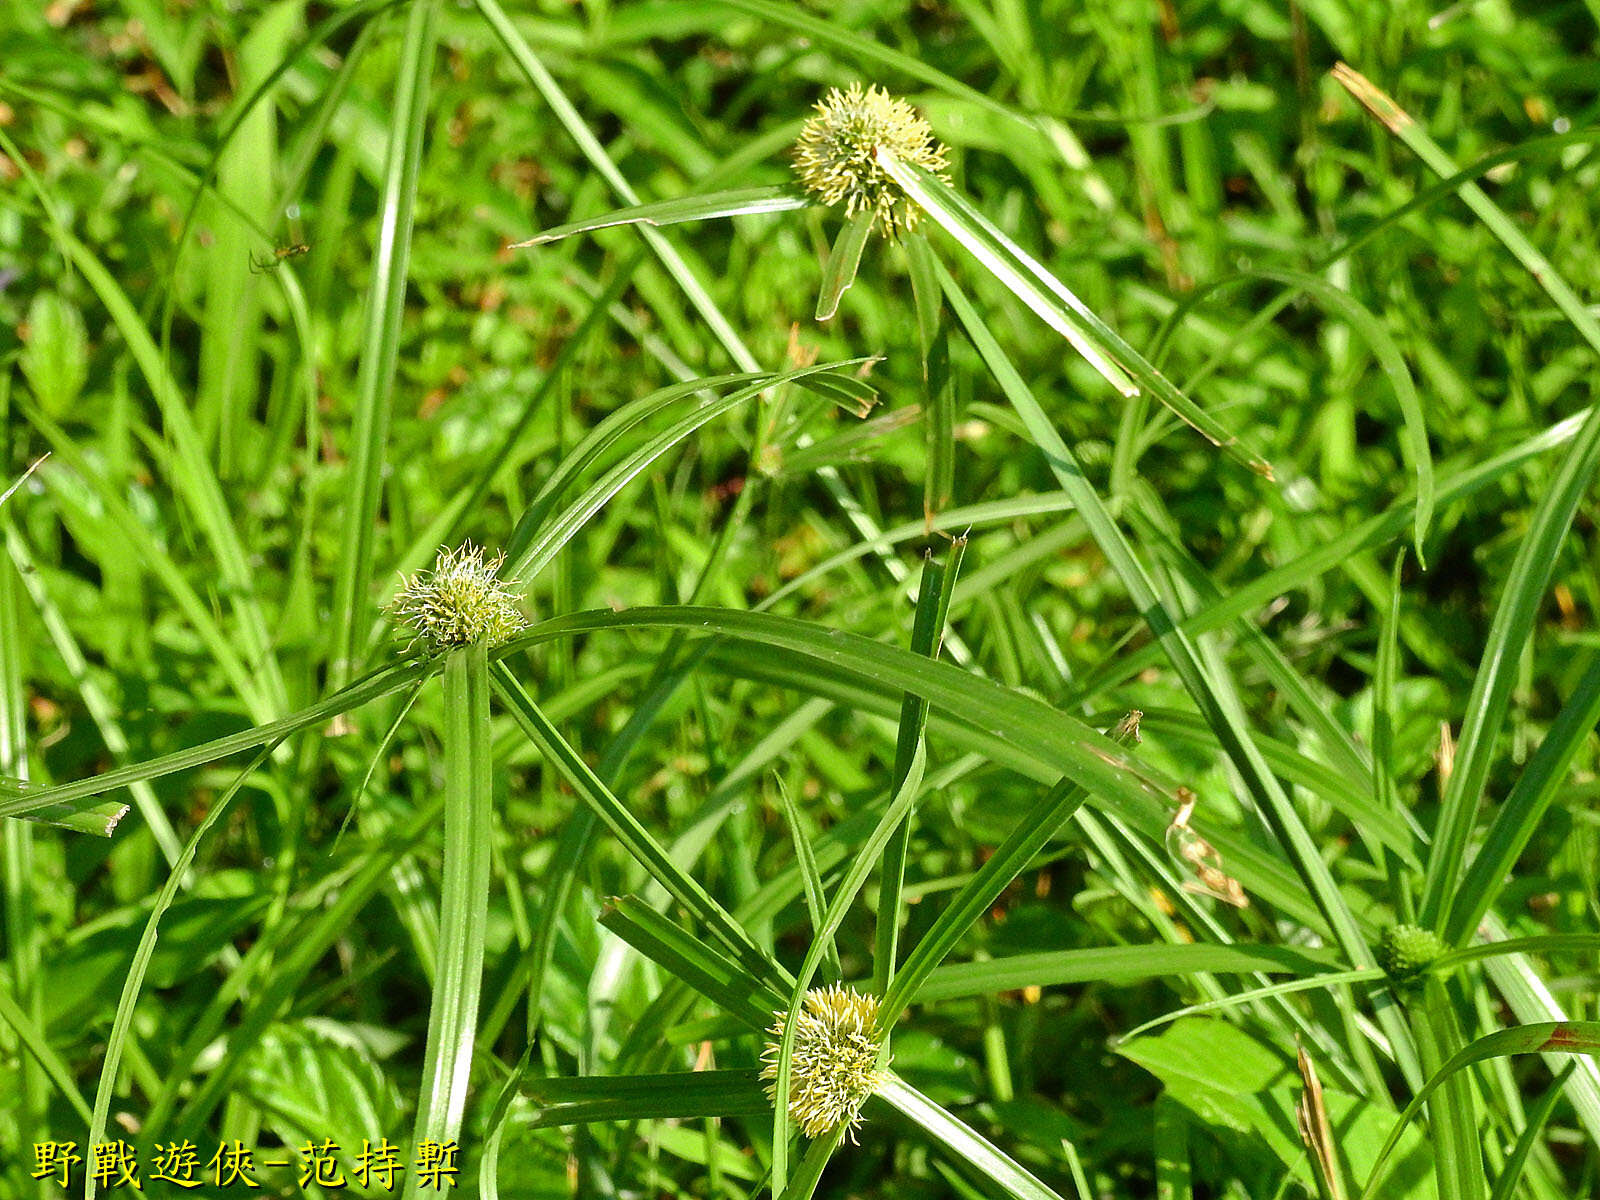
[
  {"x1": 792, "y1": 83, "x2": 950, "y2": 238},
  {"x1": 761, "y1": 984, "x2": 888, "y2": 1141},
  {"x1": 1379, "y1": 923, "x2": 1444, "y2": 982},
  {"x1": 391, "y1": 541, "x2": 526, "y2": 653}
]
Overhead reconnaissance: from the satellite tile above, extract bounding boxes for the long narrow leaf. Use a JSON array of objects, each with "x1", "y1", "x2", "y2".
[
  {"x1": 402, "y1": 643, "x2": 493, "y2": 1200},
  {"x1": 513, "y1": 186, "x2": 808, "y2": 245},
  {"x1": 1359, "y1": 1022, "x2": 1600, "y2": 1200}
]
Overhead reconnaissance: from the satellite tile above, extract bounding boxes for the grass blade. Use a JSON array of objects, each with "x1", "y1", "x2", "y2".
[
  {"x1": 402, "y1": 643, "x2": 493, "y2": 1200},
  {"x1": 769, "y1": 737, "x2": 928, "y2": 1190},
  {"x1": 880, "y1": 151, "x2": 1272, "y2": 478},
  {"x1": 489, "y1": 662, "x2": 784, "y2": 991},
  {"x1": 874, "y1": 541, "x2": 964, "y2": 996},
  {"x1": 815, "y1": 210, "x2": 875, "y2": 321},
  {"x1": 1331, "y1": 65, "x2": 1600, "y2": 927},
  {"x1": 0, "y1": 659, "x2": 431, "y2": 818},
  {"x1": 877, "y1": 1074, "x2": 1065, "y2": 1200},
  {"x1": 775, "y1": 777, "x2": 841, "y2": 982},
  {"x1": 512, "y1": 186, "x2": 808, "y2": 245},
  {"x1": 599, "y1": 895, "x2": 781, "y2": 1028},
  {"x1": 1360, "y1": 1021, "x2": 1600, "y2": 1200},
  {"x1": 936, "y1": 262, "x2": 1371, "y2": 967},
  {"x1": 328, "y1": 0, "x2": 439, "y2": 685},
  {"x1": 82, "y1": 740, "x2": 281, "y2": 1200},
  {"x1": 1487, "y1": 1063, "x2": 1576, "y2": 1200},
  {"x1": 523, "y1": 1070, "x2": 769, "y2": 1126},
  {"x1": 917, "y1": 942, "x2": 1345, "y2": 1004},
  {"x1": 882, "y1": 713, "x2": 1141, "y2": 1024},
  {"x1": 1446, "y1": 652, "x2": 1600, "y2": 946}
]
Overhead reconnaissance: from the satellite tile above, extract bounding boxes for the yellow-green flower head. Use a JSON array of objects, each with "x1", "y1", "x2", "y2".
[
  {"x1": 392, "y1": 541, "x2": 526, "y2": 653},
  {"x1": 761, "y1": 984, "x2": 888, "y2": 1141},
  {"x1": 1378, "y1": 923, "x2": 1444, "y2": 983},
  {"x1": 793, "y1": 83, "x2": 950, "y2": 238}
]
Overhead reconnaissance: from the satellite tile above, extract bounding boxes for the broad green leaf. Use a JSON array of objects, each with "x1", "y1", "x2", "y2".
[
  {"x1": 243, "y1": 1021, "x2": 406, "y2": 1186},
  {"x1": 18, "y1": 291, "x2": 88, "y2": 419},
  {"x1": 1124, "y1": 1019, "x2": 1429, "y2": 1199}
]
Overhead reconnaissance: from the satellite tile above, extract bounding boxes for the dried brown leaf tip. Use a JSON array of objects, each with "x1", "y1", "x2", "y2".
[
  {"x1": 793, "y1": 84, "x2": 949, "y2": 238},
  {"x1": 1166, "y1": 788, "x2": 1248, "y2": 908}
]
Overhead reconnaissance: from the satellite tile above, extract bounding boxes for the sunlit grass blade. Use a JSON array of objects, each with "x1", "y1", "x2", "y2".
[
  {"x1": 599, "y1": 894, "x2": 782, "y2": 1027},
  {"x1": 501, "y1": 608, "x2": 1176, "y2": 828},
  {"x1": 504, "y1": 362, "x2": 872, "y2": 582},
  {"x1": 1073, "y1": 405, "x2": 1591, "y2": 700},
  {"x1": 1113, "y1": 968, "x2": 1384, "y2": 1046},
  {"x1": 328, "y1": 0, "x2": 439, "y2": 686},
  {"x1": 1446, "y1": 651, "x2": 1600, "y2": 946},
  {"x1": 0, "y1": 453, "x2": 46, "y2": 510},
  {"x1": 402, "y1": 643, "x2": 493, "y2": 1200},
  {"x1": 874, "y1": 541, "x2": 963, "y2": 996},
  {"x1": 880, "y1": 150, "x2": 1274, "y2": 478},
  {"x1": 489, "y1": 663, "x2": 784, "y2": 990},
  {"x1": 0, "y1": 659, "x2": 431, "y2": 818},
  {"x1": 3, "y1": 200, "x2": 290, "y2": 715},
  {"x1": 6, "y1": 519, "x2": 181, "y2": 853},
  {"x1": 881, "y1": 713, "x2": 1140, "y2": 1025},
  {"x1": 0, "y1": 979, "x2": 93, "y2": 1127},
  {"x1": 511, "y1": 186, "x2": 808, "y2": 245},
  {"x1": 769, "y1": 740, "x2": 927, "y2": 1192},
  {"x1": 83, "y1": 739, "x2": 280, "y2": 1200},
  {"x1": 1246, "y1": 267, "x2": 1433, "y2": 559},
  {"x1": 916, "y1": 941, "x2": 1346, "y2": 1005},
  {"x1": 508, "y1": 606, "x2": 1319, "y2": 924},
  {"x1": 815, "y1": 210, "x2": 875, "y2": 321},
  {"x1": 1132, "y1": 707, "x2": 1415, "y2": 861},
  {"x1": 523, "y1": 1070, "x2": 769, "y2": 1127},
  {"x1": 1331, "y1": 64, "x2": 1600, "y2": 926},
  {"x1": 0, "y1": 537, "x2": 45, "y2": 1154},
  {"x1": 165, "y1": 795, "x2": 448, "y2": 1137},
  {"x1": 1478, "y1": 916, "x2": 1600, "y2": 1151},
  {"x1": 1360, "y1": 1021, "x2": 1600, "y2": 1200},
  {"x1": 936, "y1": 262, "x2": 1371, "y2": 966},
  {"x1": 1487, "y1": 1063, "x2": 1576, "y2": 1200},
  {"x1": 877, "y1": 1075, "x2": 1064, "y2": 1200},
  {"x1": 775, "y1": 778, "x2": 841, "y2": 982}
]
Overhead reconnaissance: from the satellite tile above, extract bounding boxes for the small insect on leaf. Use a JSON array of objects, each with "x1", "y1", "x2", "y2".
[{"x1": 249, "y1": 243, "x2": 312, "y2": 274}]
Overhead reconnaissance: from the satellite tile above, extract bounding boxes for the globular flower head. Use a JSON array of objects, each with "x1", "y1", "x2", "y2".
[
  {"x1": 793, "y1": 83, "x2": 950, "y2": 238},
  {"x1": 1378, "y1": 923, "x2": 1443, "y2": 983},
  {"x1": 761, "y1": 984, "x2": 888, "y2": 1141},
  {"x1": 391, "y1": 541, "x2": 526, "y2": 654}
]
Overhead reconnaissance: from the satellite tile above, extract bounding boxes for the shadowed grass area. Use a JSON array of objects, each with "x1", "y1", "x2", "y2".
[{"x1": 2, "y1": 3, "x2": 1600, "y2": 1198}]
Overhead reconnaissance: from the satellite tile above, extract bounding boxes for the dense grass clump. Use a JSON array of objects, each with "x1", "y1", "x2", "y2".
[{"x1": 3, "y1": 3, "x2": 1600, "y2": 1199}]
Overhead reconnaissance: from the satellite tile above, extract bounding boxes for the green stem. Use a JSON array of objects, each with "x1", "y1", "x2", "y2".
[{"x1": 403, "y1": 643, "x2": 493, "y2": 1199}]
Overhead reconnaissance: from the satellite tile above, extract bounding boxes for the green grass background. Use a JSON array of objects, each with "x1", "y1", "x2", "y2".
[{"x1": 2, "y1": 1, "x2": 1599, "y2": 1197}]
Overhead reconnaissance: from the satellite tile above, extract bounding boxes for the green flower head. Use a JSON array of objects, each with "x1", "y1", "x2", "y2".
[
  {"x1": 1378, "y1": 923, "x2": 1444, "y2": 983},
  {"x1": 792, "y1": 83, "x2": 950, "y2": 238},
  {"x1": 761, "y1": 984, "x2": 888, "y2": 1141},
  {"x1": 391, "y1": 541, "x2": 526, "y2": 653}
]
